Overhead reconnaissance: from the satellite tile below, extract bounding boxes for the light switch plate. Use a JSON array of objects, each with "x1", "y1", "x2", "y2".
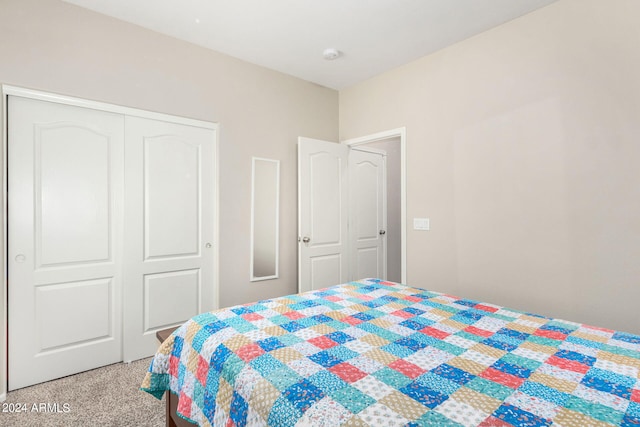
[{"x1": 413, "y1": 218, "x2": 430, "y2": 230}]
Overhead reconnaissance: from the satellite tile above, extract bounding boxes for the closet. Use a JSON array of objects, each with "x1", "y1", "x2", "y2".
[{"x1": 5, "y1": 88, "x2": 217, "y2": 390}]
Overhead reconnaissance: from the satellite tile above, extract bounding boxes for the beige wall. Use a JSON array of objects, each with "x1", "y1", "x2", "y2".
[
  {"x1": 340, "y1": 0, "x2": 640, "y2": 334},
  {"x1": 0, "y1": 0, "x2": 338, "y2": 312}
]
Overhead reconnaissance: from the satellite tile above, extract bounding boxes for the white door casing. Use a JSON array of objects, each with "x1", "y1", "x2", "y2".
[
  {"x1": 8, "y1": 96, "x2": 125, "y2": 390},
  {"x1": 298, "y1": 137, "x2": 349, "y2": 292},
  {"x1": 349, "y1": 149, "x2": 386, "y2": 280},
  {"x1": 123, "y1": 116, "x2": 216, "y2": 361}
]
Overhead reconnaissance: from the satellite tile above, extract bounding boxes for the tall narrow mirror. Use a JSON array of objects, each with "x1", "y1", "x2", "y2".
[{"x1": 251, "y1": 157, "x2": 280, "y2": 281}]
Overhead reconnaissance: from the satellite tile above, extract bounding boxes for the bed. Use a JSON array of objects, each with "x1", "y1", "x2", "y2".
[{"x1": 141, "y1": 278, "x2": 640, "y2": 426}]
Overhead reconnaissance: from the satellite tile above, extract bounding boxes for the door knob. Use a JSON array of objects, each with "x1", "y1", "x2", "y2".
[
  {"x1": 302, "y1": 236, "x2": 311, "y2": 243},
  {"x1": 205, "y1": 243, "x2": 212, "y2": 248},
  {"x1": 15, "y1": 254, "x2": 26, "y2": 263},
  {"x1": 379, "y1": 230, "x2": 386, "y2": 235}
]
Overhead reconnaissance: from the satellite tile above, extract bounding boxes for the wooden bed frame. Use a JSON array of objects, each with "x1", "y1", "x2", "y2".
[{"x1": 156, "y1": 327, "x2": 196, "y2": 427}]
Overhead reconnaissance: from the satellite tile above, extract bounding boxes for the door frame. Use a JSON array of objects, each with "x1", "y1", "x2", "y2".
[
  {"x1": 343, "y1": 127, "x2": 407, "y2": 284},
  {"x1": 0, "y1": 85, "x2": 220, "y2": 398}
]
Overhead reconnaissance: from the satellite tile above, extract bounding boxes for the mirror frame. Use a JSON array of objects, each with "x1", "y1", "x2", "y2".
[{"x1": 250, "y1": 157, "x2": 280, "y2": 281}]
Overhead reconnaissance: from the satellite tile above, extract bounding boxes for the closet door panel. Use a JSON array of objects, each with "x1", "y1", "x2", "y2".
[
  {"x1": 8, "y1": 96, "x2": 124, "y2": 390},
  {"x1": 144, "y1": 135, "x2": 200, "y2": 259},
  {"x1": 123, "y1": 116, "x2": 216, "y2": 361},
  {"x1": 37, "y1": 125, "x2": 112, "y2": 266}
]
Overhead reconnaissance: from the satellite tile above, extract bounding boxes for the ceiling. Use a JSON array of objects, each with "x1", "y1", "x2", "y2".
[{"x1": 61, "y1": 0, "x2": 558, "y2": 90}]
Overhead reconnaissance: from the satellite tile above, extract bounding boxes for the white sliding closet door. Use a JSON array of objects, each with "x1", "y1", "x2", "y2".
[
  {"x1": 6, "y1": 88, "x2": 218, "y2": 390},
  {"x1": 8, "y1": 96, "x2": 125, "y2": 390},
  {"x1": 122, "y1": 116, "x2": 216, "y2": 361}
]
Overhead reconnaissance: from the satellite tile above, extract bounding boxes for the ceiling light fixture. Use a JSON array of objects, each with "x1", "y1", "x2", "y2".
[{"x1": 323, "y1": 48, "x2": 342, "y2": 60}]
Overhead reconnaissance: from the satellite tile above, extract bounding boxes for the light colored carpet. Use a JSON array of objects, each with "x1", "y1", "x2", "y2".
[{"x1": 1, "y1": 358, "x2": 165, "y2": 427}]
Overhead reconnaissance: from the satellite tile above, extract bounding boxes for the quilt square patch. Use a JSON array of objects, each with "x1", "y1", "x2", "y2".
[
  {"x1": 492, "y1": 403, "x2": 551, "y2": 427},
  {"x1": 400, "y1": 381, "x2": 449, "y2": 409},
  {"x1": 284, "y1": 379, "x2": 325, "y2": 412},
  {"x1": 329, "y1": 362, "x2": 368, "y2": 383}
]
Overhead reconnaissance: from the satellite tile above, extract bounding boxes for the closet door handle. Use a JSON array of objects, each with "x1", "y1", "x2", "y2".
[
  {"x1": 302, "y1": 236, "x2": 311, "y2": 243},
  {"x1": 379, "y1": 230, "x2": 386, "y2": 235}
]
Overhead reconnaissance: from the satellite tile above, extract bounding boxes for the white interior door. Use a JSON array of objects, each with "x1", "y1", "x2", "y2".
[
  {"x1": 298, "y1": 137, "x2": 349, "y2": 292},
  {"x1": 123, "y1": 116, "x2": 216, "y2": 361},
  {"x1": 349, "y1": 149, "x2": 386, "y2": 280},
  {"x1": 8, "y1": 96, "x2": 124, "y2": 390}
]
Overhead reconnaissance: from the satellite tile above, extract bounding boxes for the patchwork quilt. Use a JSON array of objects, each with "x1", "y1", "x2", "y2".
[{"x1": 141, "y1": 279, "x2": 640, "y2": 426}]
